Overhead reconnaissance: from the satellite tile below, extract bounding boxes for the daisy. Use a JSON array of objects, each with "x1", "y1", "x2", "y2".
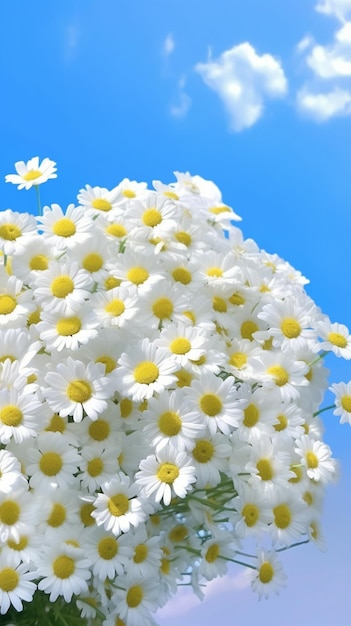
[
  {"x1": 37, "y1": 487, "x2": 81, "y2": 535},
  {"x1": 190, "y1": 431, "x2": 231, "y2": 488},
  {"x1": 71, "y1": 235, "x2": 114, "y2": 283},
  {"x1": 37, "y1": 203, "x2": 94, "y2": 251},
  {"x1": 250, "y1": 550, "x2": 287, "y2": 599},
  {"x1": 44, "y1": 357, "x2": 115, "y2": 422},
  {"x1": 249, "y1": 349, "x2": 309, "y2": 402},
  {"x1": 142, "y1": 389, "x2": 205, "y2": 453},
  {"x1": 0, "y1": 552, "x2": 36, "y2": 614},
  {"x1": 84, "y1": 526, "x2": 132, "y2": 581},
  {"x1": 78, "y1": 442, "x2": 120, "y2": 493},
  {"x1": 314, "y1": 318, "x2": 351, "y2": 359},
  {"x1": 0, "y1": 386, "x2": 46, "y2": 444},
  {"x1": 269, "y1": 490, "x2": 309, "y2": 547},
  {"x1": 125, "y1": 526, "x2": 162, "y2": 579},
  {"x1": 36, "y1": 542, "x2": 91, "y2": 603},
  {"x1": 26, "y1": 432, "x2": 81, "y2": 490},
  {"x1": 136, "y1": 447, "x2": 196, "y2": 506},
  {"x1": 0, "y1": 209, "x2": 38, "y2": 256},
  {"x1": 245, "y1": 436, "x2": 295, "y2": 494},
  {"x1": 92, "y1": 473, "x2": 150, "y2": 536},
  {"x1": 37, "y1": 305, "x2": 99, "y2": 351},
  {"x1": 109, "y1": 574, "x2": 160, "y2": 626},
  {"x1": 90, "y1": 285, "x2": 139, "y2": 329},
  {"x1": 0, "y1": 449, "x2": 27, "y2": 494},
  {"x1": 10, "y1": 235, "x2": 53, "y2": 285},
  {"x1": 330, "y1": 381, "x2": 351, "y2": 425},
  {"x1": 0, "y1": 273, "x2": 36, "y2": 328},
  {"x1": 116, "y1": 338, "x2": 178, "y2": 402},
  {"x1": 187, "y1": 372, "x2": 244, "y2": 435},
  {"x1": 33, "y1": 260, "x2": 93, "y2": 314},
  {"x1": 108, "y1": 249, "x2": 166, "y2": 291},
  {"x1": 257, "y1": 296, "x2": 319, "y2": 351},
  {"x1": 0, "y1": 486, "x2": 34, "y2": 544},
  {"x1": 5, "y1": 156, "x2": 57, "y2": 190},
  {"x1": 198, "y1": 531, "x2": 238, "y2": 581},
  {"x1": 294, "y1": 434, "x2": 337, "y2": 484},
  {"x1": 77, "y1": 184, "x2": 123, "y2": 214},
  {"x1": 231, "y1": 484, "x2": 273, "y2": 539},
  {"x1": 155, "y1": 322, "x2": 210, "y2": 369}
]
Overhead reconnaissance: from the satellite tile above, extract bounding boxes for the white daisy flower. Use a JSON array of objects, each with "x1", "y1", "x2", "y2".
[
  {"x1": 0, "y1": 449, "x2": 27, "y2": 494},
  {"x1": 78, "y1": 443, "x2": 120, "y2": 493},
  {"x1": 26, "y1": 432, "x2": 81, "y2": 490},
  {"x1": 0, "y1": 209, "x2": 38, "y2": 256},
  {"x1": 91, "y1": 285, "x2": 139, "y2": 329},
  {"x1": 116, "y1": 338, "x2": 177, "y2": 402},
  {"x1": 190, "y1": 431, "x2": 231, "y2": 488},
  {"x1": 155, "y1": 322, "x2": 210, "y2": 369},
  {"x1": 37, "y1": 542, "x2": 91, "y2": 603},
  {"x1": 125, "y1": 526, "x2": 162, "y2": 579},
  {"x1": 84, "y1": 526, "x2": 132, "y2": 581},
  {"x1": 77, "y1": 184, "x2": 123, "y2": 214},
  {"x1": 92, "y1": 473, "x2": 150, "y2": 536},
  {"x1": 10, "y1": 235, "x2": 53, "y2": 285},
  {"x1": 0, "y1": 552, "x2": 36, "y2": 614},
  {"x1": 250, "y1": 550, "x2": 287, "y2": 599},
  {"x1": 330, "y1": 381, "x2": 351, "y2": 425},
  {"x1": 37, "y1": 305, "x2": 99, "y2": 351},
  {"x1": 0, "y1": 486, "x2": 34, "y2": 544},
  {"x1": 249, "y1": 349, "x2": 309, "y2": 402},
  {"x1": 315, "y1": 318, "x2": 351, "y2": 359},
  {"x1": 269, "y1": 489, "x2": 309, "y2": 547},
  {"x1": 71, "y1": 235, "x2": 114, "y2": 283},
  {"x1": 5, "y1": 156, "x2": 57, "y2": 190},
  {"x1": 44, "y1": 357, "x2": 114, "y2": 422},
  {"x1": 257, "y1": 296, "x2": 319, "y2": 351},
  {"x1": 294, "y1": 434, "x2": 337, "y2": 484},
  {"x1": 0, "y1": 386, "x2": 45, "y2": 444},
  {"x1": 231, "y1": 484, "x2": 273, "y2": 539},
  {"x1": 187, "y1": 372, "x2": 244, "y2": 435},
  {"x1": 109, "y1": 574, "x2": 160, "y2": 626},
  {"x1": 198, "y1": 531, "x2": 238, "y2": 581},
  {"x1": 33, "y1": 260, "x2": 93, "y2": 315},
  {"x1": 38, "y1": 203, "x2": 94, "y2": 251},
  {"x1": 0, "y1": 273, "x2": 35, "y2": 328},
  {"x1": 136, "y1": 447, "x2": 196, "y2": 506}
]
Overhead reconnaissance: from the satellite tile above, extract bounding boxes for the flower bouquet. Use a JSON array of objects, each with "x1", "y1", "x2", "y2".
[{"x1": 0, "y1": 157, "x2": 350, "y2": 626}]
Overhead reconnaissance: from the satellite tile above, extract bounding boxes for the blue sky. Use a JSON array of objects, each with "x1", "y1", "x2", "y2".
[{"x1": 1, "y1": 1, "x2": 351, "y2": 624}]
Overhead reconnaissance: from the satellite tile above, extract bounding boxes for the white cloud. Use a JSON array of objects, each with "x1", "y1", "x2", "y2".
[
  {"x1": 156, "y1": 570, "x2": 251, "y2": 620},
  {"x1": 316, "y1": 0, "x2": 351, "y2": 21},
  {"x1": 170, "y1": 75, "x2": 191, "y2": 118},
  {"x1": 163, "y1": 33, "x2": 175, "y2": 56},
  {"x1": 195, "y1": 43, "x2": 288, "y2": 132},
  {"x1": 306, "y1": 22, "x2": 351, "y2": 77},
  {"x1": 297, "y1": 86, "x2": 351, "y2": 120}
]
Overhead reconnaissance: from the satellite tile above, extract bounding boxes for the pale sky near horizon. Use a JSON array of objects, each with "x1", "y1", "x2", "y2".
[{"x1": 1, "y1": 1, "x2": 351, "y2": 624}]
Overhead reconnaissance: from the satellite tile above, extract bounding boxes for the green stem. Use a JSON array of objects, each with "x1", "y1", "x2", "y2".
[{"x1": 313, "y1": 404, "x2": 335, "y2": 417}]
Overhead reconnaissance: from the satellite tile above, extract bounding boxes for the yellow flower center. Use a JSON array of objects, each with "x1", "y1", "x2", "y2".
[
  {"x1": 0, "y1": 224, "x2": 22, "y2": 241},
  {"x1": 289, "y1": 465, "x2": 303, "y2": 484},
  {"x1": 152, "y1": 297, "x2": 173, "y2": 320},
  {"x1": 273, "y1": 504, "x2": 291, "y2": 529},
  {"x1": 67, "y1": 380, "x2": 92, "y2": 403},
  {"x1": 258, "y1": 562, "x2": 274, "y2": 583},
  {"x1": 241, "y1": 320, "x2": 258, "y2": 341},
  {"x1": 170, "y1": 337, "x2": 191, "y2": 355},
  {"x1": 306, "y1": 451, "x2": 319, "y2": 469},
  {"x1": 163, "y1": 191, "x2": 179, "y2": 200},
  {"x1": 158, "y1": 411, "x2": 182, "y2": 436},
  {"x1": 199, "y1": 393, "x2": 222, "y2": 416},
  {"x1": 88, "y1": 419, "x2": 110, "y2": 441},
  {"x1": 229, "y1": 292, "x2": 245, "y2": 306},
  {"x1": 127, "y1": 267, "x2": 149, "y2": 285},
  {"x1": 192, "y1": 439, "x2": 214, "y2": 463},
  {"x1": 242, "y1": 503, "x2": 259, "y2": 527},
  {"x1": 256, "y1": 458, "x2": 273, "y2": 481},
  {"x1": 172, "y1": 267, "x2": 192, "y2": 284},
  {"x1": 87, "y1": 458, "x2": 103, "y2": 477},
  {"x1": 53, "y1": 555, "x2": 75, "y2": 579},
  {"x1": 7, "y1": 536, "x2": 28, "y2": 551},
  {"x1": 0, "y1": 500, "x2": 20, "y2": 525},
  {"x1": 243, "y1": 404, "x2": 259, "y2": 428},
  {"x1": 51, "y1": 275, "x2": 74, "y2": 298},
  {"x1": 205, "y1": 543, "x2": 220, "y2": 562},
  {"x1": 134, "y1": 361, "x2": 159, "y2": 384},
  {"x1": 30, "y1": 254, "x2": 49, "y2": 270},
  {"x1": 175, "y1": 369, "x2": 192, "y2": 387},
  {"x1": 175, "y1": 231, "x2": 192, "y2": 246},
  {"x1": 281, "y1": 318, "x2": 301, "y2": 339},
  {"x1": 213, "y1": 296, "x2": 227, "y2": 313},
  {"x1": 0, "y1": 568, "x2": 19, "y2": 592},
  {"x1": 80, "y1": 503, "x2": 96, "y2": 526},
  {"x1": 105, "y1": 299, "x2": 125, "y2": 317},
  {"x1": 209, "y1": 205, "x2": 231, "y2": 215},
  {"x1": 98, "y1": 536, "x2": 118, "y2": 559},
  {"x1": 133, "y1": 544, "x2": 148, "y2": 563},
  {"x1": 168, "y1": 525, "x2": 188, "y2": 542},
  {"x1": 108, "y1": 494, "x2": 129, "y2": 517},
  {"x1": 0, "y1": 294, "x2": 16, "y2": 315},
  {"x1": 207, "y1": 267, "x2": 223, "y2": 278},
  {"x1": 23, "y1": 169, "x2": 42, "y2": 181},
  {"x1": 142, "y1": 208, "x2": 162, "y2": 227},
  {"x1": 83, "y1": 253, "x2": 103, "y2": 273},
  {"x1": 92, "y1": 198, "x2": 112, "y2": 212},
  {"x1": 119, "y1": 398, "x2": 133, "y2": 419},
  {"x1": 229, "y1": 352, "x2": 247, "y2": 369},
  {"x1": 328, "y1": 332, "x2": 347, "y2": 348},
  {"x1": 47, "y1": 503, "x2": 66, "y2": 527},
  {"x1": 95, "y1": 355, "x2": 116, "y2": 374},
  {"x1": 341, "y1": 395, "x2": 351, "y2": 412},
  {"x1": 0, "y1": 405, "x2": 22, "y2": 426},
  {"x1": 267, "y1": 365, "x2": 289, "y2": 387},
  {"x1": 303, "y1": 491, "x2": 314, "y2": 506},
  {"x1": 53, "y1": 218, "x2": 76, "y2": 238},
  {"x1": 122, "y1": 189, "x2": 136, "y2": 198},
  {"x1": 157, "y1": 462, "x2": 179, "y2": 483},
  {"x1": 126, "y1": 585, "x2": 143, "y2": 608},
  {"x1": 56, "y1": 316, "x2": 81, "y2": 336},
  {"x1": 274, "y1": 414, "x2": 288, "y2": 431},
  {"x1": 39, "y1": 452, "x2": 63, "y2": 476},
  {"x1": 106, "y1": 223, "x2": 127, "y2": 238}
]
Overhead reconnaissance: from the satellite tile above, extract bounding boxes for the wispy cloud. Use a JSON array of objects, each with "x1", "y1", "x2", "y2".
[
  {"x1": 64, "y1": 23, "x2": 79, "y2": 63},
  {"x1": 316, "y1": 0, "x2": 351, "y2": 21},
  {"x1": 170, "y1": 75, "x2": 192, "y2": 118},
  {"x1": 156, "y1": 570, "x2": 251, "y2": 620},
  {"x1": 163, "y1": 33, "x2": 175, "y2": 56},
  {"x1": 195, "y1": 43, "x2": 288, "y2": 132},
  {"x1": 296, "y1": 12, "x2": 351, "y2": 120}
]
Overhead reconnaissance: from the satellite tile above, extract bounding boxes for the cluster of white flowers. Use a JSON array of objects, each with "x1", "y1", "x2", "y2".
[{"x1": 0, "y1": 157, "x2": 350, "y2": 625}]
